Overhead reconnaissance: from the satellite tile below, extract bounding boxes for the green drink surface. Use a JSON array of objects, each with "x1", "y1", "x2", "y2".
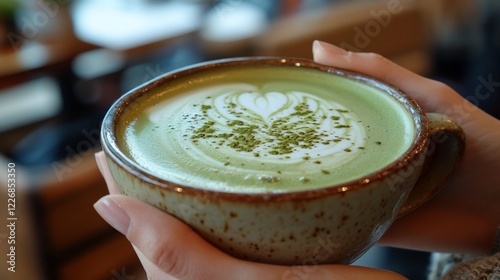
[{"x1": 117, "y1": 65, "x2": 415, "y2": 193}]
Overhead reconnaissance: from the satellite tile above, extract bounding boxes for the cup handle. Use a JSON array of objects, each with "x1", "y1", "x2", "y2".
[{"x1": 397, "y1": 113, "x2": 466, "y2": 217}]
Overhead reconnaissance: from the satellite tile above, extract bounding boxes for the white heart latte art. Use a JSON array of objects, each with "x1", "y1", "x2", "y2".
[{"x1": 148, "y1": 84, "x2": 367, "y2": 184}]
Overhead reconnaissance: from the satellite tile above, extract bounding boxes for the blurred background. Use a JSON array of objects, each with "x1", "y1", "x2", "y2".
[{"x1": 0, "y1": 0, "x2": 499, "y2": 279}]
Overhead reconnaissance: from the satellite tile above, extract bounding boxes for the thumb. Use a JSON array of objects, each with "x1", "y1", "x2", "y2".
[{"x1": 93, "y1": 195, "x2": 240, "y2": 279}]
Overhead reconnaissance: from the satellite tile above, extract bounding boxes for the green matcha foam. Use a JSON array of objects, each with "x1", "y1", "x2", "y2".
[{"x1": 118, "y1": 66, "x2": 415, "y2": 193}]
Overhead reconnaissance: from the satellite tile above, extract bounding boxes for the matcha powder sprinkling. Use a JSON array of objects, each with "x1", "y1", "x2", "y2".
[
  {"x1": 182, "y1": 95, "x2": 365, "y2": 182},
  {"x1": 188, "y1": 100, "x2": 359, "y2": 156}
]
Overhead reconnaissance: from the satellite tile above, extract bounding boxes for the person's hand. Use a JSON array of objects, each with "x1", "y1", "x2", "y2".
[
  {"x1": 94, "y1": 151, "x2": 407, "y2": 280},
  {"x1": 312, "y1": 41, "x2": 500, "y2": 255},
  {"x1": 93, "y1": 41, "x2": 500, "y2": 279}
]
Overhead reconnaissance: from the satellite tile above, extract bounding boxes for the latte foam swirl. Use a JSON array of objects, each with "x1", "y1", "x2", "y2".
[
  {"x1": 121, "y1": 66, "x2": 416, "y2": 192},
  {"x1": 149, "y1": 83, "x2": 366, "y2": 181}
]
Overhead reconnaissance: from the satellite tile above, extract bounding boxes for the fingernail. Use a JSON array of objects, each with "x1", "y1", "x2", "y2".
[
  {"x1": 313, "y1": 40, "x2": 348, "y2": 55},
  {"x1": 94, "y1": 197, "x2": 130, "y2": 235},
  {"x1": 95, "y1": 152, "x2": 105, "y2": 173}
]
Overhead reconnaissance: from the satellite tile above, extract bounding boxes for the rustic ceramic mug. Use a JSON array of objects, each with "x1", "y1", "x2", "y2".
[{"x1": 100, "y1": 57, "x2": 465, "y2": 265}]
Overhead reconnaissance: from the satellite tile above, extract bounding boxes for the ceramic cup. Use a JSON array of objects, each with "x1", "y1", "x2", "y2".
[{"x1": 100, "y1": 57, "x2": 465, "y2": 265}]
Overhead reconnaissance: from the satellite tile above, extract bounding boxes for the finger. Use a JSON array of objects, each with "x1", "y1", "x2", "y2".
[
  {"x1": 94, "y1": 194, "x2": 245, "y2": 279},
  {"x1": 312, "y1": 40, "x2": 462, "y2": 114},
  {"x1": 312, "y1": 40, "x2": 420, "y2": 86},
  {"x1": 95, "y1": 151, "x2": 120, "y2": 194}
]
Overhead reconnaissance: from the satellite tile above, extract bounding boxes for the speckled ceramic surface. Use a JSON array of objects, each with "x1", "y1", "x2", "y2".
[{"x1": 101, "y1": 57, "x2": 465, "y2": 265}]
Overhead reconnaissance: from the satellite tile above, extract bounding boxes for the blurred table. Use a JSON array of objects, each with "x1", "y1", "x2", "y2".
[
  {"x1": 0, "y1": 38, "x2": 96, "y2": 90},
  {"x1": 70, "y1": 0, "x2": 204, "y2": 56},
  {"x1": 1, "y1": 0, "x2": 205, "y2": 91}
]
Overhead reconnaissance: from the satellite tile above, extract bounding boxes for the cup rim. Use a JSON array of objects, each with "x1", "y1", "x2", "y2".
[{"x1": 101, "y1": 56, "x2": 429, "y2": 202}]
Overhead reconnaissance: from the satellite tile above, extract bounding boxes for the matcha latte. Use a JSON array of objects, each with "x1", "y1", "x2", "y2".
[{"x1": 117, "y1": 65, "x2": 415, "y2": 193}]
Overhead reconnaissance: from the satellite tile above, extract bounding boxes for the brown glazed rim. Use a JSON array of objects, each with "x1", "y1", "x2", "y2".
[{"x1": 101, "y1": 57, "x2": 429, "y2": 202}]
